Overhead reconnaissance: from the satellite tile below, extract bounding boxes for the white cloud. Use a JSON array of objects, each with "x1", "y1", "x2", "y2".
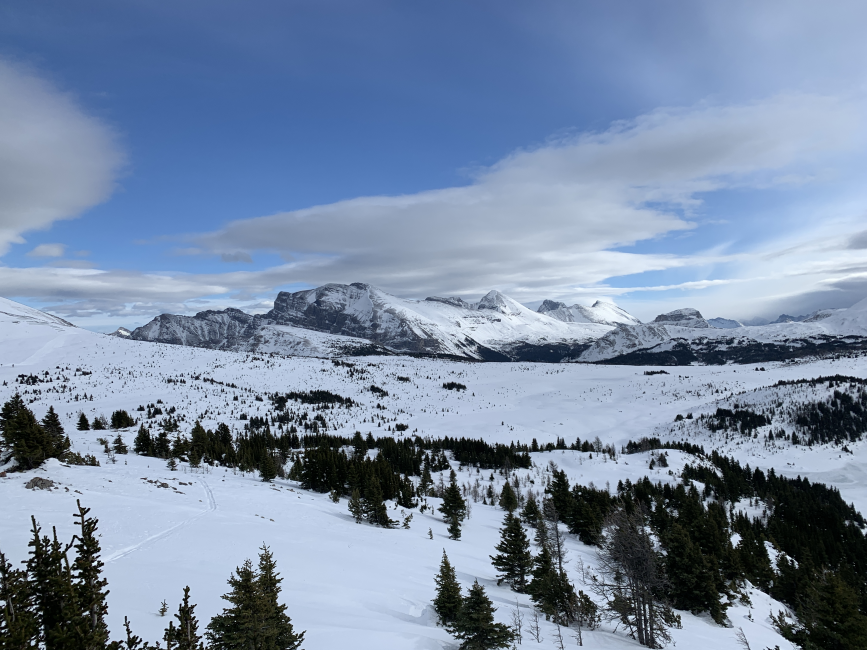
[
  {"x1": 0, "y1": 60, "x2": 124, "y2": 255},
  {"x1": 27, "y1": 243, "x2": 65, "y2": 258},
  {"x1": 193, "y1": 93, "x2": 863, "y2": 302}
]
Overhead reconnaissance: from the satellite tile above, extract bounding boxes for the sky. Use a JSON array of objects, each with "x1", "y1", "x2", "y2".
[{"x1": 2, "y1": 0, "x2": 867, "y2": 331}]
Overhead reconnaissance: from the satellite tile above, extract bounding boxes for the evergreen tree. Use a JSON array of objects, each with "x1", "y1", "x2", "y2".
[
  {"x1": 439, "y1": 470, "x2": 467, "y2": 540},
  {"x1": 432, "y1": 550, "x2": 462, "y2": 628},
  {"x1": 528, "y1": 544, "x2": 576, "y2": 625},
  {"x1": 664, "y1": 524, "x2": 725, "y2": 623},
  {"x1": 259, "y1": 454, "x2": 277, "y2": 482},
  {"x1": 70, "y1": 500, "x2": 111, "y2": 649},
  {"x1": 0, "y1": 395, "x2": 57, "y2": 469},
  {"x1": 255, "y1": 545, "x2": 304, "y2": 650},
  {"x1": 165, "y1": 587, "x2": 204, "y2": 650},
  {"x1": 521, "y1": 494, "x2": 540, "y2": 525},
  {"x1": 419, "y1": 464, "x2": 434, "y2": 497},
  {"x1": 450, "y1": 580, "x2": 515, "y2": 650},
  {"x1": 207, "y1": 561, "x2": 259, "y2": 649},
  {"x1": 348, "y1": 489, "x2": 364, "y2": 524},
  {"x1": 77, "y1": 413, "x2": 90, "y2": 431},
  {"x1": 133, "y1": 425, "x2": 153, "y2": 456},
  {"x1": 498, "y1": 482, "x2": 518, "y2": 513},
  {"x1": 0, "y1": 549, "x2": 39, "y2": 648},
  {"x1": 41, "y1": 407, "x2": 69, "y2": 456},
  {"x1": 207, "y1": 549, "x2": 305, "y2": 650},
  {"x1": 490, "y1": 513, "x2": 532, "y2": 592},
  {"x1": 112, "y1": 434, "x2": 128, "y2": 455},
  {"x1": 26, "y1": 517, "x2": 78, "y2": 649},
  {"x1": 446, "y1": 514, "x2": 462, "y2": 541},
  {"x1": 364, "y1": 480, "x2": 395, "y2": 528}
]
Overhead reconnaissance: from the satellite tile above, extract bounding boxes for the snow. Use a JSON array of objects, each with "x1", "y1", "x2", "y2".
[{"x1": 6, "y1": 298, "x2": 866, "y2": 649}]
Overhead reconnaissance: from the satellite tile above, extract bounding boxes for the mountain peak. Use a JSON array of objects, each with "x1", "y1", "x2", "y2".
[{"x1": 652, "y1": 308, "x2": 709, "y2": 328}]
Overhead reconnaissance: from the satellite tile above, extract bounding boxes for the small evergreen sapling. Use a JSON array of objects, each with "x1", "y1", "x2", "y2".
[{"x1": 77, "y1": 412, "x2": 91, "y2": 431}]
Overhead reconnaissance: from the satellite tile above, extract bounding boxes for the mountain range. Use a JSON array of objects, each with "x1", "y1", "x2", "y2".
[{"x1": 120, "y1": 283, "x2": 867, "y2": 364}]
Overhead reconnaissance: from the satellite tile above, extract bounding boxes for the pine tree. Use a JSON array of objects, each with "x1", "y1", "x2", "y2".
[
  {"x1": 348, "y1": 489, "x2": 364, "y2": 523},
  {"x1": 498, "y1": 482, "x2": 518, "y2": 513},
  {"x1": 167, "y1": 457, "x2": 178, "y2": 472},
  {"x1": 259, "y1": 454, "x2": 277, "y2": 482},
  {"x1": 77, "y1": 413, "x2": 90, "y2": 431},
  {"x1": 0, "y1": 549, "x2": 39, "y2": 648},
  {"x1": 490, "y1": 513, "x2": 532, "y2": 592},
  {"x1": 528, "y1": 544, "x2": 576, "y2": 624},
  {"x1": 447, "y1": 514, "x2": 463, "y2": 541},
  {"x1": 70, "y1": 500, "x2": 111, "y2": 649},
  {"x1": 433, "y1": 550, "x2": 462, "y2": 628},
  {"x1": 451, "y1": 580, "x2": 515, "y2": 650},
  {"x1": 255, "y1": 545, "x2": 304, "y2": 650}
]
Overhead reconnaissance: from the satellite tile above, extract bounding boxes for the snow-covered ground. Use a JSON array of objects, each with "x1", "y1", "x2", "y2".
[{"x1": 5, "y1": 299, "x2": 867, "y2": 649}]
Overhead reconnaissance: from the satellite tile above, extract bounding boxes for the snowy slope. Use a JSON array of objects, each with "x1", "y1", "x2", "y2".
[
  {"x1": 538, "y1": 298, "x2": 641, "y2": 325},
  {"x1": 7, "y1": 305, "x2": 867, "y2": 649}
]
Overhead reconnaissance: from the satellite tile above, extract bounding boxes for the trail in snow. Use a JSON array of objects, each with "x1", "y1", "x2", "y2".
[{"x1": 104, "y1": 479, "x2": 216, "y2": 563}]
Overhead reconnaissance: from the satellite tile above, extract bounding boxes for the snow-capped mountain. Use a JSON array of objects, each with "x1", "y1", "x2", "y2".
[
  {"x1": 579, "y1": 298, "x2": 867, "y2": 364},
  {"x1": 537, "y1": 299, "x2": 641, "y2": 325},
  {"x1": 108, "y1": 327, "x2": 132, "y2": 338},
  {"x1": 651, "y1": 307, "x2": 710, "y2": 328},
  {"x1": 130, "y1": 283, "x2": 618, "y2": 361},
  {"x1": 708, "y1": 317, "x2": 743, "y2": 329}
]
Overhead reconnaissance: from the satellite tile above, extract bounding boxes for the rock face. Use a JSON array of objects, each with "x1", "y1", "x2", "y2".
[
  {"x1": 652, "y1": 308, "x2": 710, "y2": 328},
  {"x1": 131, "y1": 308, "x2": 260, "y2": 350}
]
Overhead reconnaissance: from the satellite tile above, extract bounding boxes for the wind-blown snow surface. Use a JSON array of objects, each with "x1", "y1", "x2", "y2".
[{"x1": 7, "y1": 305, "x2": 867, "y2": 648}]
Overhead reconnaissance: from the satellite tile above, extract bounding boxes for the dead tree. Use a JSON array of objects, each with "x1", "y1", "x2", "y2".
[{"x1": 591, "y1": 508, "x2": 680, "y2": 648}]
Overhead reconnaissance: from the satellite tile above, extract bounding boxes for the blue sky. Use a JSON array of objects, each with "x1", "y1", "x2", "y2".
[{"x1": 2, "y1": 1, "x2": 867, "y2": 330}]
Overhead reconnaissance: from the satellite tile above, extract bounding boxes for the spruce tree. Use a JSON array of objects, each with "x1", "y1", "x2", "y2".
[
  {"x1": 451, "y1": 580, "x2": 515, "y2": 650},
  {"x1": 490, "y1": 513, "x2": 532, "y2": 592},
  {"x1": 77, "y1": 413, "x2": 90, "y2": 431},
  {"x1": 439, "y1": 470, "x2": 467, "y2": 540},
  {"x1": 665, "y1": 524, "x2": 724, "y2": 623},
  {"x1": 0, "y1": 549, "x2": 39, "y2": 648},
  {"x1": 498, "y1": 483, "x2": 518, "y2": 513},
  {"x1": 419, "y1": 464, "x2": 434, "y2": 497},
  {"x1": 432, "y1": 550, "x2": 462, "y2": 628},
  {"x1": 134, "y1": 425, "x2": 153, "y2": 456},
  {"x1": 0, "y1": 395, "x2": 56, "y2": 469},
  {"x1": 26, "y1": 517, "x2": 78, "y2": 649},
  {"x1": 259, "y1": 454, "x2": 277, "y2": 482},
  {"x1": 70, "y1": 500, "x2": 111, "y2": 649},
  {"x1": 364, "y1": 480, "x2": 394, "y2": 528},
  {"x1": 255, "y1": 545, "x2": 304, "y2": 650},
  {"x1": 348, "y1": 489, "x2": 364, "y2": 524},
  {"x1": 207, "y1": 561, "x2": 260, "y2": 649},
  {"x1": 521, "y1": 494, "x2": 540, "y2": 525},
  {"x1": 41, "y1": 407, "x2": 69, "y2": 457},
  {"x1": 165, "y1": 587, "x2": 204, "y2": 650},
  {"x1": 112, "y1": 434, "x2": 128, "y2": 455}
]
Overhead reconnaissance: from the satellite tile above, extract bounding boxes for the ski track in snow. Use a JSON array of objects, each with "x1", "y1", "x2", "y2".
[{"x1": 104, "y1": 478, "x2": 217, "y2": 564}]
